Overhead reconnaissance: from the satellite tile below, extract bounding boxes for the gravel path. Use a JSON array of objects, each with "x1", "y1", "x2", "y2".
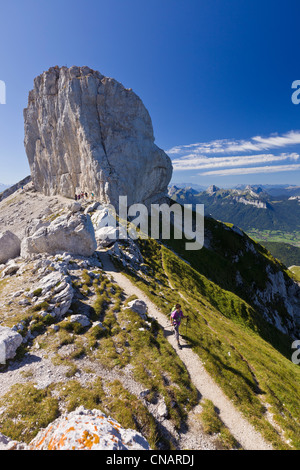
[{"x1": 99, "y1": 250, "x2": 273, "y2": 451}]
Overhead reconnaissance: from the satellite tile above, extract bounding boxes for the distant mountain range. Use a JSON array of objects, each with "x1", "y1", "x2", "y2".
[
  {"x1": 169, "y1": 182, "x2": 208, "y2": 192},
  {"x1": 169, "y1": 182, "x2": 300, "y2": 197},
  {"x1": 168, "y1": 184, "x2": 300, "y2": 232},
  {"x1": 0, "y1": 183, "x2": 10, "y2": 193}
]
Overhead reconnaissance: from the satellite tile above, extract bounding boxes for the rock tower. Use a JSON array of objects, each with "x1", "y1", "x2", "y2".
[{"x1": 24, "y1": 66, "x2": 172, "y2": 208}]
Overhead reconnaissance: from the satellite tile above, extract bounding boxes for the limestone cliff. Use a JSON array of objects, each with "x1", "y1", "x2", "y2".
[{"x1": 24, "y1": 66, "x2": 172, "y2": 208}]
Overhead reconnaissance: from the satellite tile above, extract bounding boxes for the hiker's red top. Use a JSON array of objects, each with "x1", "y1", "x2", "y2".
[{"x1": 171, "y1": 309, "x2": 184, "y2": 326}]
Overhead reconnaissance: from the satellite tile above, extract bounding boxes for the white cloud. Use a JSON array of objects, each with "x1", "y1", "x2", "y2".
[
  {"x1": 199, "y1": 164, "x2": 300, "y2": 176},
  {"x1": 167, "y1": 130, "x2": 300, "y2": 156},
  {"x1": 172, "y1": 153, "x2": 299, "y2": 171}
]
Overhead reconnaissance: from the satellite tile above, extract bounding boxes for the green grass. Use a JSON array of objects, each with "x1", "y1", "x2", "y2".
[
  {"x1": 161, "y1": 215, "x2": 295, "y2": 344},
  {"x1": 197, "y1": 399, "x2": 240, "y2": 450},
  {"x1": 55, "y1": 378, "x2": 158, "y2": 449},
  {"x1": 0, "y1": 383, "x2": 59, "y2": 443},
  {"x1": 258, "y1": 241, "x2": 300, "y2": 268},
  {"x1": 247, "y1": 229, "x2": 300, "y2": 247},
  {"x1": 289, "y1": 266, "x2": 300, "y2": 282},
  {"x1": 113, "y1": 236, "x2": 300, "y2": 450}
]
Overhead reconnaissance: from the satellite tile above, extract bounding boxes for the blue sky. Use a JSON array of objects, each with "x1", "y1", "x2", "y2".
[{"x1": 1, "y1": 0, "x2": 300, "y2": 188}]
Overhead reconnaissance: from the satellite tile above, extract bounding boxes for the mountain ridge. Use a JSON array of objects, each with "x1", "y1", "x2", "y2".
[
  {"x1": 0, "y1": 182, "x2": 299, "y2": 449},
  {"x1": 168, "y1": 184, "x2": 300, "y2": 233}
]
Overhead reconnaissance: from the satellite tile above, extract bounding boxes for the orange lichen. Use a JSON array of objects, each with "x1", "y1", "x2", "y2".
[
  {"x1": 107, "y1": 419, "x2": 121, "y2": 429},
  {"x1": 78, "y1": 430, "x2": 100, "y2": 449},
  {"x1": 31, "y1": 425, "x2": 53, "y2": 449}
]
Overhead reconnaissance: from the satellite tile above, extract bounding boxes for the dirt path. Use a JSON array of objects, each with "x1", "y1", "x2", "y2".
[{"x1": 99, "y1": 250, "x2": 273, "y2": 451}]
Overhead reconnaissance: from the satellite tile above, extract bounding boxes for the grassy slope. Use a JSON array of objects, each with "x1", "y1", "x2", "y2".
[
  {"x1": 167, "y1": 216, "x2": 297, "y2": 345},
  {"x1": 258, "y1": 241, "x2": 300, "y2": 268},
  {"x1": 289, "y1": 266, "x2": 300, "y2": 282},
  {"x1": 171, "y1": 189, "x2": 300, "y2": 232},
  {"x1": 116, "y1": 235, "x2": 300, "y2": 450},
  {"x1": 247, "y1": 229, "x2": 300, "y2": 247}
]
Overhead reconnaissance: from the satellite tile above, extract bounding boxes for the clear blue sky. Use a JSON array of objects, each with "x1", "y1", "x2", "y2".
[{"x1": 1, "y1": 0, "x2": 300, "y2": 188}]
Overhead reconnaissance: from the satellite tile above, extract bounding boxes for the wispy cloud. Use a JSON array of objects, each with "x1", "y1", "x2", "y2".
[
  {"x1": 200, "y1": 164, "x2": 300, "y2": 176},
  {"x1": 168, "y1": 130, "x2": 300, "y2": 176},
  {"x1": 172, "y1": 153, "x2": 299, "y2": 171},
  {"x1": 167, "y1": 130, "x2": 300, "y2": 156}
]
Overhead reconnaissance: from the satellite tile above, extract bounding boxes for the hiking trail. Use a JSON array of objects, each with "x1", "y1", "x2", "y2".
[{"x1": 98, "y1": 250, "x2": 273, "y2": 451}]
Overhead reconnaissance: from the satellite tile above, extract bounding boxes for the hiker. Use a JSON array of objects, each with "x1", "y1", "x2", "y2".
[{"x1": 170, "y1": 304, "x2": 186, "y2": 349}]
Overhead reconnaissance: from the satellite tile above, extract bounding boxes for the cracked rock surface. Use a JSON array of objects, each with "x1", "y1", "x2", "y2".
[{"x1": 24, "y1": 65, "x2": 172, "y2": 208}]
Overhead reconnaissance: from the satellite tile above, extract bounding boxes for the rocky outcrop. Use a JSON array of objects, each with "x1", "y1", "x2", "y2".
[
  {"x1": 0, "y1": 231, "x2": 21, "y2": 264},
  {"x1": 24, "y1": 65, "x2": 172, "y2": 209},
  {"x1": 206, "y1": 185, "x2": 219, "y2": 195},
  {"x1": 234, "y1": 197, "x2": 267, "y2": 209},
  {"x1": 28, "y1": 269, "x2": 74, "y2": 320},
  {"x1": 21, "y1": 212, "x2": 97, "y2": 258}
]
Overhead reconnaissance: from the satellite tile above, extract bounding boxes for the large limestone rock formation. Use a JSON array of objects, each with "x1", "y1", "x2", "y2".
[{"x1": 24, "y1": 65, "x2": 172, "y2": 208}]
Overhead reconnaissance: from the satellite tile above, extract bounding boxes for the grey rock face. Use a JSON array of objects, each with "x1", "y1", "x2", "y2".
[
  {"x1": 0, "y1": 231, "x2": 21, "y2": 264},
  {"x1": 24, "y1": 65, "x2": 172, "y2": 209},
  {"x1": 20, "y1": 212, "x2": 97, "y2": 258}
]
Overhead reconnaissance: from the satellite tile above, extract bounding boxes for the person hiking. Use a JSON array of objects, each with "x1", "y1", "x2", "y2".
[{"x1": 170, "y1": 304, "x2": 186, "y2": 349}]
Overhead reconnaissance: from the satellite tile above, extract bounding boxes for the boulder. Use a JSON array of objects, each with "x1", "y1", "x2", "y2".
[
  {"x1": 84, "y1": 201, "x2": 100, "y2": 214},
  {"x1": 28, "y1": 406, "x2": 151, "y2": 450},
  {"x1": 91, "y1": 205, "x2": 117, "y2": 228},
  {"x1": 21, "y1": 212, "x2": 97, "y2": 258},
  {"x1": 0, "y1": 231, "x2": 21, "y2": 264},
  {"x1": 91, "y1": 205, "x2": 127, "y2": 246},
  {"x1": 95, "y1": 226, "x2": 120, "y2": 247},
  {"x1": 0, "y1": 326, "x2": 23, "y2": 364},
  {"x1": 69, "y1": 314, "x2": 91, "y2": 328},
  {"x1": 126, "y1": 299, "x2": 148, "y2": 320},
  {"x1": 68, "y1": 201, "x2": 82, "y2": 213},
  {"x1": 24, "y1": 66, "x2": 172, "y2": 209},
  {"x1": 1, "y1": 262, "x2": 19, "y2": 278}
]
